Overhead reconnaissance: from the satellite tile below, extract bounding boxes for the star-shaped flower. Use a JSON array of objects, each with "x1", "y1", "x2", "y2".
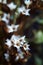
[
  {"x1": 11, "y1": 35, "x2": 27, "y2": 50},
  {"x1": 2, "y1": 16, "x2": 9, "y2": 24},
  {"x1": 6, "y1": 24, "x2": 19, "y2": 33},
  {"x1": 2, "y1": 13, "x2": 10, "y2": 24},
  {"x1": 23, "y1": 43, "x2": 30, "y2": 51},
  {"x1": 18, "y1": 6, "x2": 30, "y2": 16},
  {"x1": 11, "y1": 35, "x2": 20, "y2": 42},
  {"x1": 14, "y1": 41, "x2": 22, "y2": 50},
  {"x1": 18, "y1": 36, "x2": 26, "y2": 45},
  {"x1": 7, "y1": 2, "x2": 17, "y2": 10},
  {"x1": 24, "y1": 0, "x2": 32, "y2": 8},
  {"x1": 17, "y1": 5, "x2": 25, "y2": 14},
  {"x1": 11, "y1": 35, "x2": 22, "y2": 50},
  {"x1": 5, "y1": 39, "x2": 12, "y2": 48},
  {"x1": 22, "y1": 9, "x2": 30, "y2": 16}
]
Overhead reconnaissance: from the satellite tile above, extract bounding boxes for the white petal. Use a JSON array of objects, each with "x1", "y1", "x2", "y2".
[
  {"x1": 7, "y1": 24, "x2": 19, "y2": 33},
  {"x1": 14, "y1": 44, "x2": 20, "y2": 49},
  {"x1": 7, "y1": 25, "x2": 14, "y2": 33},
  {"x1": 23, "y1": 43, "x2": 30, "y2": 51},
  {"x1": 24, "y1": 0, "x2": 32, "y2": 5},
  {"x1": 2, "y1": 17, "x2": 9, "y2": 24},
  {"x1": 5, "y1": 39, "x2": 12, "y2": 47},
  {"x1": 18, "y1": 6, "x2": 25, "y2": 14},
  {"x1": 7, "y1": 2, "x2": 17, "y2": 10},
  {"x1": 15, "y1": 56, "x2": 19, "y2": 61},
  {"x1": 22, "y1": 9, "x2": 30, "y2": 16},
  {"x1": 12, "y1": 24, "x2": 19, "y2": 31},
  {"x1": 11, "y1": 35, "x2": 20, "y2": 41},
  {"x1": 2, "y1": 13, "x2": 10, "y2": 24},
  {"x1": 19, "y1": 36, "x2": 26, "y2": 42},
  {"x1": 4, "y1": 53, "x2": 9, "y2": 61},
  {"x1": 20, "y1": 36, "x2": 25, "y2": 40}
]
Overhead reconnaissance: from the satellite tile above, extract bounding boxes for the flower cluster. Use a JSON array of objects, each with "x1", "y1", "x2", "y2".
[
  {"x1": 0, "y1": 0, "x2": 32, "y2": 24},
  {"x1": 0, "y1": 0, "x2": 31, "y2": 64},
  {"x1": 4, "y1": 35, "x2": 30, "y2": 62}
]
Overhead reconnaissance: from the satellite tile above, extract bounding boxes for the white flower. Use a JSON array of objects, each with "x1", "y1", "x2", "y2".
[
  {"x1": 7, "y1": 24, "x2": 19, "y2": 33},
  {"x1": 11, "y1": 35, "x2": 27, "y2": 47},
  {"x1": 6, "y1": 25, "x2": 14, "y2": 33},
  {"x1": 5, "y1": 39, "x2": 12, "y2": 47},
  {"x1": 17, "y1": 5, "x2": 25, "y2": 14},
  {"x1": 7, "y1": 2, "x2": 17, "y2": 10},
  {"x1": 18, "y1": 36, "x2": 26, "y2": 45},
  {"x1": 4, "y1": 53, "x2": 9, "y2": 61},
  {"x1": 11, "y1": 35, "x2": 22, "y2": 50},
  {"x1": 3, "y1": 0, "x2": 7, "y2": 4},
  {"x1": 22, "y1": 9, "x2": 30, "y2": 16},
  {"x1": 24, "y1": 0, "x2": 32, "y2": 6},
  {"x1": 23, "y1": 43, "x2": 30, "y2": 51},
  {"x1": 14, "y1": 41, "x2": 22, "y2": 49},
  {"x1": 5, "y1": 35, "x2": 30, "y2": 51},
  {"x1": 2, "y1": 17, "x2": 9, "y2": 24},
  {"x1": 18, "y1": 6, "x2": 30, "y2": 16},
  {"x1": 11, "y1": 35, "x2": 20, "y2": 42},
  {"x1": 11, "y1": 35, "x2": 28, "y2": 51},
  {"x1": 11, "y1": 35, "x2": 20, "y2": 40},
  {"x1": 11, "y1": 35, "x2": 27, "y2": 50},
  {"x1": 2, "y1": 13, "x2": 10, "y2": 24},
  {"x1": 5, "y1": 34, "x2": 30, "y2": 61}
]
